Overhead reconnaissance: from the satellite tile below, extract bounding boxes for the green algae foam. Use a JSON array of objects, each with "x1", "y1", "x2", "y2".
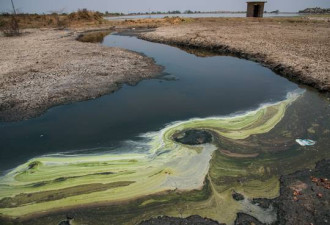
[{"x1": 0, "y1": 90, "x2": 303, "y2": 220}]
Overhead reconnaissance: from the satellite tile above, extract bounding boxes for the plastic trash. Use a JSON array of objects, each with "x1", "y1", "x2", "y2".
[{"x1": 296, "y1": 139, "x2": 316, "y2": 146}]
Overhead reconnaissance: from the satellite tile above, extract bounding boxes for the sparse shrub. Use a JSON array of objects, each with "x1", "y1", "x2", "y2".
[
  {"x1": 51, "y1": 13, "x2": 68, "y2": 28},
  {"x1": 68, "y1": 9, "x2": 103, "y2": 22},
  {"x1": 77, "y1": 8, "x2": 91, "y2": 20},
  {"x1": 0, "y1": 20, "x2": 5, "y2": 28},
  {"x1": 0, "y1": 16, "x2": 20, "y2": 36},
  {"x1": 47, "y1": 18, "x2": 53, "y2": 25},
  {"x1": 56, "y1": 18, "x2": 68, "y2": 28}
]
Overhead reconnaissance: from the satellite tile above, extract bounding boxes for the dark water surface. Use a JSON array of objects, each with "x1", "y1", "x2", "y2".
[{"x1": 0, "y1": 34, "x2": 298, "y2": 172}]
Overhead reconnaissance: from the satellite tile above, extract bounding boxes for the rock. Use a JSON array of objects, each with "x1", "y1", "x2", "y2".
[
  {"x1": 232, "y1": 192, "x2": 245, "y2": 201},
  {"x1": 173, "y1": 129, "x2": 213, "y2": 145},
  {"x1": 299, "y1": 8, "x2": 330, "y2": 14}
]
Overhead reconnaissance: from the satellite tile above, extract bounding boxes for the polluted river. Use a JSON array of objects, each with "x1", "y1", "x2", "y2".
[{"x1": 0, "y1": 32, "x2": 329, "y2": 225}]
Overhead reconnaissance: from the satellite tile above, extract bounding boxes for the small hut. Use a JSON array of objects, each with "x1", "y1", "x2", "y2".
[{"x1": 246, "y1": 1, "x2": 267, "y2": 18}]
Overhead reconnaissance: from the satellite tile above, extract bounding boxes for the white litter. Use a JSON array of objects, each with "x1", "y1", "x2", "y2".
[{"x1": 296, "y1": 139, "x2": 316, "y2": 146}]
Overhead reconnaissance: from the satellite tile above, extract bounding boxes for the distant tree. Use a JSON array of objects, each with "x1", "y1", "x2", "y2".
[
  {"x1": 184, "y1": 10, "x2": 193, "y2": 14},
  {"x1": 49, "y1": 9, "x2": 68, "y2": 28},
  {"x1": 167, "y1": 10, "x2": 181, "y2": 14},
  {"x1": 271, "y1": 10, "x2": 280, "y2": 14}
]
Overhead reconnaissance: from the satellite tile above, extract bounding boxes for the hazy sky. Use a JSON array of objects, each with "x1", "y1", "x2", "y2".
[{"x1": 0, "y1": 0, "x2": 329, "y2": 13}]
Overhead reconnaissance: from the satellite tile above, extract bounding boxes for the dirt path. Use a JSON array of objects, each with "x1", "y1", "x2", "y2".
[
  {"x1": 0, "y1": 29, "x2": 162, "y2": 121},
  {"x1": 140, "y1": 17, "x2": 330, "y2": 92}
]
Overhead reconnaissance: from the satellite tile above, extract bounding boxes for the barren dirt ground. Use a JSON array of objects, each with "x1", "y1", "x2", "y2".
[{"x1": 0, "y1": 29, "x2": 162, "y2": 121}]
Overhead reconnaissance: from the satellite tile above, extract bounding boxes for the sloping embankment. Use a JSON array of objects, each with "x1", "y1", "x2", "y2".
[{"x1": 140, "y1": 18, "x2": 330, "y2": 92}]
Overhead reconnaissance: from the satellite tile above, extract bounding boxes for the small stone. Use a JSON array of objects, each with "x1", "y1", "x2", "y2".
[{"x1": 232, "y1": 192, "x2": 245, "y2": 201}]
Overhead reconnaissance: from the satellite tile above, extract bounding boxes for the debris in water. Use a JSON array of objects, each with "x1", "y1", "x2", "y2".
[
  {"x1": 293, "y1": 190, "x2": 302, "y2": 196},
  {"x1": 295, "y1": 139, "x2": 316, "y2": 146},
  {"x1": 232, "y1": 191, "x2": 245, "y2": 201},
  {"x1": 311, "y1": 176, "x2": 330, "y2": 189}
]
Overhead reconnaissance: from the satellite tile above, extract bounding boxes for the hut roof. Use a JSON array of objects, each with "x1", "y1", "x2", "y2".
[{"x1": 247, "y1": 0, "x2": 267, "y2": 3}]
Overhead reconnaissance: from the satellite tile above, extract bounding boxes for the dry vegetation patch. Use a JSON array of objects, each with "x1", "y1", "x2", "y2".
[
  {"x1": 0, "y1": 9, "x2": 105, "y2": 29},
  {"x1": 0, "y1": 11, "x2": 188, "y2": 30}
]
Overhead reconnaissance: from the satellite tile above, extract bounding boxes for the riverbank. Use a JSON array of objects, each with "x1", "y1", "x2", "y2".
[
  {"x1": 140, "y1": 17, "x2": 330, "y2": 92},
  {"x1": 2, "y1": 17, "x2": 328, "y2": 122},
  {"x1": 0, "y1": 29, "x2": 162, "y2": 121}
]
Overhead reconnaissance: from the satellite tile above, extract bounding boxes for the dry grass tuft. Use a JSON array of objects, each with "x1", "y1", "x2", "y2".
[
  {"x1": 0, "y1": 10, "x2": 106, "y2": 30},
  {"x1": 68, "y1": 9, "x2": 103, "y2": 22}
]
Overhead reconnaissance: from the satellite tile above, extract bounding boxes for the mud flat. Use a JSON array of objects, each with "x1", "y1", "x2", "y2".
[
  {"x1": 274, "y1": 159, "x2": 330, "y2": 225},
  {"x1": 0, "y1": 29, "x2": 162, "y2": 121},
  {"x1": 140, "y1": 17, "x2": 330, "y2": 92}
]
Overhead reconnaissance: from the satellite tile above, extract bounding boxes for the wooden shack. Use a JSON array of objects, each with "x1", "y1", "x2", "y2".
[{"x1": 247, "y1": 1, "x2": 267, "y2": 17}]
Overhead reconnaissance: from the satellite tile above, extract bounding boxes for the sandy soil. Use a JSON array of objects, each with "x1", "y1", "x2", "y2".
[
  {"x1": 0, "y1": 29, "x2": 162, "y2": 121},
  {"x1": 140, "y1": 18, "x2": 330, "y2": 92}
]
